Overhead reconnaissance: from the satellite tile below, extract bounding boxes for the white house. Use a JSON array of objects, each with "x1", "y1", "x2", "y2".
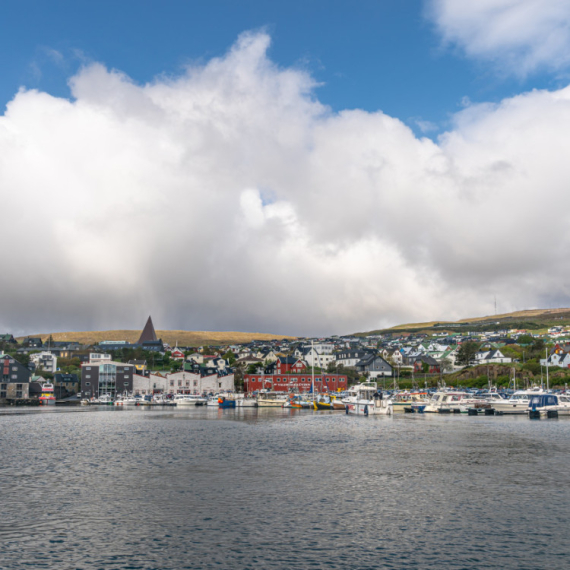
[
  {"x1": 30, "y1": 351, "x2": 57, "y2": 373},
  {"x1": 474, "y1": 349, "x2": 512, "y2": 364}
]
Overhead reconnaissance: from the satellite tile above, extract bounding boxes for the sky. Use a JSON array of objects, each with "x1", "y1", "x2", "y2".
[{"x1": 2, "y1": 0, "x2": 570, "y2": 336}]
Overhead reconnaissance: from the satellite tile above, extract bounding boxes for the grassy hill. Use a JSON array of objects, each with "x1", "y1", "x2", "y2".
[
  {"x1": 18, "y1": 330, "x2": 296, "y2": 347},
  {"x1": 358, "y1": 308, "x2": 570, "y2": 336}
]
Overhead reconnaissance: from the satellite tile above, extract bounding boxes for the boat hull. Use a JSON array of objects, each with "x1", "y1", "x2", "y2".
[{"x1": 346, "y1": 400, "x2": 392, "y2": 415}]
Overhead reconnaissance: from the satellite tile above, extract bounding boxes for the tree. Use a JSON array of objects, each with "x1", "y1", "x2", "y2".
[
  {"x1": 170, "y1": 361, "x2": 182, "y2": 372},
  {"x1": 223, "y1": 351, "x2": 236, "y2": 365},
  {"x1": 456, "y1": 341, "x2": 480, "y2": 366},
  {"x1": 517, "y1": 334, "x2": 534, "y2": 345}
]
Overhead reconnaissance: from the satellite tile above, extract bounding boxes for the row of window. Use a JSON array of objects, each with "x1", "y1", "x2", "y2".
[
  {"x1": 248, "y1": 377, "x2": 341, "y2": 383},
  {"x1": 85, "y1": 382, "x2": 131, "y2": 387}
]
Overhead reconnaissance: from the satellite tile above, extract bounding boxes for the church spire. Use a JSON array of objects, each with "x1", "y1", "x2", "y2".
[{"x1": 138, "y1": 316, "x2": 158, "y2": 344}]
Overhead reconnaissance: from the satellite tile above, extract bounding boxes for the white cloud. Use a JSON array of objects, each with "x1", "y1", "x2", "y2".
[
  {"x1": 427, "y1": 0, "x2": 570, "y2": 75},
  {"x1": 2, "y1": 31, "x2": 570, "y2": 336}
]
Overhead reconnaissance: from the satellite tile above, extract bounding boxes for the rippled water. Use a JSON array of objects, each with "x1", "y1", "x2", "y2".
[{"x1": 1, "y1": 407, "x2": 569, "y2": 569}]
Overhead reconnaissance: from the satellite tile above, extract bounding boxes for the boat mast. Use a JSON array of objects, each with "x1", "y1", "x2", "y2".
[
  {"x1": 546, "y1": 348, "x2": 549, "y2": 391},
  {"x1": 311, "y1": 339, "x2": 315, "y2": 401}
]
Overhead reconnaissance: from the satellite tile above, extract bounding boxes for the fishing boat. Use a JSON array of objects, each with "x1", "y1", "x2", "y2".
[
  {"x1": 218, "y1": 395, "x2": 236, "y2": 409},
  {"x1": 39, "y1": 383, "x2": 56, "y2": 406},
  {"x1": 344, "y1": 382, "x2": 392, "y2": 415}
]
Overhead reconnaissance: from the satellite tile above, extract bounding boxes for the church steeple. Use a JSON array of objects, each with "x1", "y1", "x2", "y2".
[{"x1": 138, "y1": 316, "x2": 158, "y2": 344}]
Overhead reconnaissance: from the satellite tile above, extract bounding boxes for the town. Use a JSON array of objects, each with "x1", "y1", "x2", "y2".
[{"x1": 2, "y1": 313, "x2": 570, "y2": 405}]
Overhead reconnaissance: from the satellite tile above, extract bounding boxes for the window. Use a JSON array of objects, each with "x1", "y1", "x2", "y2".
[
  {"x1": 86, "y1": 375, "x2": 91, "y2": 379},
  {"x1": 170, "y1": 380, "x2": 174, "y2": 386},
  {"x1": 11, "y1": 375, "x2": 17, "y2": 380},
  {"x1": 12, "y1": 367, "x2": 17, "y2": 372},
  {"x1": 86, "y1": 367, "x2": 91, "y2": 370},
  {"x1": 85, "y1": 382, "x2": 91, "y2": 386},
  {"x1": 124, "y1": 382, "x2": 129, "y2": 387},
  {"x1": 178, "y1": 380, "x2": 182, "y2": 386}
]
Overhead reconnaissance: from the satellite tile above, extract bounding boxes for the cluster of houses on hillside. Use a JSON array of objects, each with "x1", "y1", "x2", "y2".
[{"x1": 3, "y1": 317, "x2": 570, "y2": 402}]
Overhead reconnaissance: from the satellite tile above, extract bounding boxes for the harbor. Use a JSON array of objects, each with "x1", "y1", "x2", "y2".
[{"x1": 1, "y1": 404, "x2": 569, "y2": 570}]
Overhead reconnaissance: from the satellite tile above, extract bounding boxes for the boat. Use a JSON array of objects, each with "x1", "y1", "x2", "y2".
[
  {"x1": 391, "y1": 391, "x2": 430, "y2": 413},
  {"x1": 234, "y1": 394, "x2": 257, "y2": 407},
  {"x1": 314, "y1": 394, "x2": 345, "y2": 410},
  {"x1": 173, "y1": 394, "x2": 206, "y2": 406},
  {"x1": 256, "y1": 390, "x2": 289, "y2": 407},
  {"x1": 412, "y1": 391, "x2": 490, "y2": 413},
  {"x1": 492, "y1": 387, "x2": 546, "y2": 414},
  {"x1": 39, "y1": 383, "x2": 56, "y2": 406},
  {"x1": 206, "y1": 395, "x2": 221, "y2": 407},
  {"x1": 218, "y1": 395, "x2": 236, "y2": 409},
  {"x1": 122, "y1": 396, "x2": 139, "y2": 406},
  {"x1": 527, "y1": 394, "x2": 563, "y2": 417},
  {"x1": 97, "y1": 394, "x2": 114, "y2": 405},
  {"x1": 344, "y1": 382, "x2": 393, "y2": 415}
]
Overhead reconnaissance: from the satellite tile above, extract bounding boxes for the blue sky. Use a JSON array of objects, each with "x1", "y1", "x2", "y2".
[
  {"x1": 3, "y1": 0, "x2": 570, "y2": 335},
  {"x1": 1, "y1": 0, "x2": 564, "y2": 136}
]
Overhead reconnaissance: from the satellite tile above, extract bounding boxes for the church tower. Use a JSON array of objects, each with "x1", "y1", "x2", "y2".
[{"x1": 138, "y1": 316, "x2": 158, "y2": 344}]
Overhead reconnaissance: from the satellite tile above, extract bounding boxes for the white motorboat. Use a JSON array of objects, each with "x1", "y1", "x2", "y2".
[
  {"x1": 173, "y1": 394, "x2": 206, "y2": 406},
  {"x1": 122, "y1": 396, "x2": 139, "y2": 406},
  {"x1": 233, "y1": 394, "x2": 257, "y2": 407},
  {"x1": 206, "y1": 396, "x2": 221, "y2": 407},
  {"x1": 415, "y1": 391, "x2": 488, "y2": 413},
  {"x1": 97, "y1": 394, "x2": 113, "y2": 405},
  {"x1": 344, "y1": 382, "x2": 392, "y2": 415},
  {"x1": 492, "y1": 387, "x2": 546, "y2": 414},
  {"x1": 256, "y1": 390, "x2": 289, "y2": 407}
]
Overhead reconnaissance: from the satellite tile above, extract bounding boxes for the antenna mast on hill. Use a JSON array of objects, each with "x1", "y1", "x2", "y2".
[{"x1": 494, "y1": 296, "x2": 497, "y2": 315}]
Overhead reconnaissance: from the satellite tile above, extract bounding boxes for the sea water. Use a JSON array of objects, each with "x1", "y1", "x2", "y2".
[{"x1": 1, "y1": 407, "x2": 569, "y2": 569}]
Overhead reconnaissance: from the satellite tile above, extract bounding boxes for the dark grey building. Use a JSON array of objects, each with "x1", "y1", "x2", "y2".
[
  {"x1": 355, "y1": 354, "x2": 393, "y2": 378},
  {"x1": 0, "y1": 354, "x2": 32, "y2": 401},
  {"x1": 81, "y1": 361, "x2": 135, "y2": 398}
]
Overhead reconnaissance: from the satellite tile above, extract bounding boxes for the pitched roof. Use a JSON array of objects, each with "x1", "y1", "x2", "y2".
[{"x1": 138, "y1": 316, "x2": 158, "y2": 344}]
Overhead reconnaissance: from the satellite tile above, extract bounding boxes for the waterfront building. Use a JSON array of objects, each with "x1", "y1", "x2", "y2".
[
  {"x1": 0, "y1": 354, "x2": 31, "y2": 402},
  {"x1": 244, "y1": 373, "x2": 347, "y2": 394},
  {"x1": 80, "y1": 361, "x2": 135, "y2": 399}
]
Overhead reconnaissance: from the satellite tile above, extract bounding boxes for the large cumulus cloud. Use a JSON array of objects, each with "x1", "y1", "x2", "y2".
[{"x1": 1, "y1": 31, "x2": 570, "y2": 336}]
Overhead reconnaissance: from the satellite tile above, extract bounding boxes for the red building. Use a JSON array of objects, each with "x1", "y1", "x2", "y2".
[
  {"x1": 244, "y1": 373, "x2": 347, "y2": 394},
  {"x1": 275, "y1": 356, "x2": 306, "y2": 374}
]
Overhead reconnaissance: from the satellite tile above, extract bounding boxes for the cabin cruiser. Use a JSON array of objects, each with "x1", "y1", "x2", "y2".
[
  {"x1": 527, "y1": 393, "x2": 566, "y2": 417},
  {"x1": 414, "y1": 391, "x2": 489, "y2": 413},
  {"x1": 344, "y1": 382, "x2": 392, "y2": 416},
  {"x1": 256, "y1": 390, "x2": 289, "y2": 407},
  {"x1": 492, "y1": 387, "x2": 546, "y2": 414},
  {"x1": 173, "y1": 394, "x2": 207, "y2": 406}
]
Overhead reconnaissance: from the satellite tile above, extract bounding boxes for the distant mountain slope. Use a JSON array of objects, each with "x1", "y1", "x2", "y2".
[
  {"x1": 358, "y1": 308, "x2": 570, "y2": 335},
  {"x1": 18, "y1": 330, "x2": 296, "y2": 347}
]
